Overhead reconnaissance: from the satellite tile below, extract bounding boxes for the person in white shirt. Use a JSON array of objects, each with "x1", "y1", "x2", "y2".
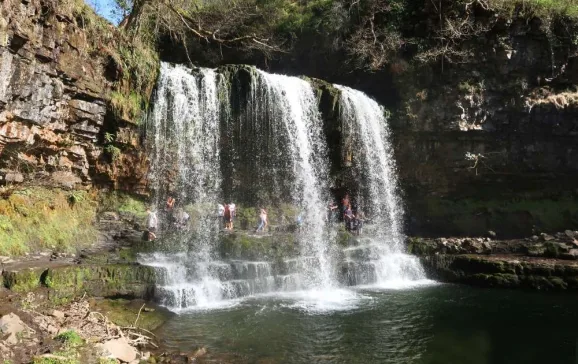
[
  {"x1": 146, "y1": 208, "x2": 158, "y2": 240},
  {"x1": 256, "y1": 208, "x2": 268, "y2": 233},
  {"x1": 217, "y1": 203, "x2": 225, "y2": 228}
]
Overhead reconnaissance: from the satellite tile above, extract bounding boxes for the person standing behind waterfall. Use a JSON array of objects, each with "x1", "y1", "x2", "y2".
[
  {"x1": 256, "y1": 208, "x2": 268, "y2": 233},
  {"x1": 145, "y1": 208, "x2": 158, "y2": 241},
  {"x1": 224, "y1": 203, "x2": 232, "y2": 230},
  {"x1": 217, "y1": 203, "x2": 225, "y2": 228},
  {"x1": 344, "y1": 204, "x2": 355, "y2": 232},
  {"x1": 341, "y1": 193, "x2": 350, "y2": 217},
  {"x1": 229, "y1": 202, "x2": 237, "y2": 230}
]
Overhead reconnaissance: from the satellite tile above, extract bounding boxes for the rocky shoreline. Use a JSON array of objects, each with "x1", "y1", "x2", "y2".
[
  {"x1": 409, "y1": 231, "x2": 578, "y2": 290},
  {"x1": 2, "y1": 206, "x2": 578, "y2": 362}
]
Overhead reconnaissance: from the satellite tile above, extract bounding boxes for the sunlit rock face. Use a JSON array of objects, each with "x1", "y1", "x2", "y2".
[{"x1": 0, "y1": 0, "x2": 147, "y2": 192}]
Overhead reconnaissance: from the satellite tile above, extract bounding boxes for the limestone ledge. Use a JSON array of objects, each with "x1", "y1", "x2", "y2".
[
  {"x1": 410, "y1": 231, "x2": 578, "y2": 291},
  {"x1": 421, "y1": 254, "x2": 578, "y2": 291},
  {"x1": 1, "y1": 263, "x2": 157, "y2": 302}
]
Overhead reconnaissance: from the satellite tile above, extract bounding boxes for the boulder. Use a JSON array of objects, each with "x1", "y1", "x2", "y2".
[
  {"x1": 97, "y1": 337, "x2": 138, "y2": 363},
  {"x1": 50, "y1": 310, "x2": 65, "y2": 320},
  {"x1": 0, "y1": 313, "x2": 26, "y2": 344},
  {"x1": 4, "y1": 172, "x2": 24, "y2": 183}
]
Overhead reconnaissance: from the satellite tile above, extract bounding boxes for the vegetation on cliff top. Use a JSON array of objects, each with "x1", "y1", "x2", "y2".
[
  {"x1": 107, "y1": 0, "x2": 577, "y2": 72},
  {"x1": 50, "y1": 0, "x2": 158, "y2": 125}
]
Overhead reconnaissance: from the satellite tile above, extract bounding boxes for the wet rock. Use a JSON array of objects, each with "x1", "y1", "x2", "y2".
[
  {"x1": 4, "y1": 172, "x2": 24, "y2": 183},
  {"x1": 101, "y1": 212, "x2": 120, "y2": 221},
  {"x1": 562, "y1": 249, "x2": 578, "y2": 260},
  {"x1": 97, "y1": 337, "x2": 138, "y2": 363},
  {"x1": 190, "y1": 347, "x2": 207, "y2": 360},
  {"x1": 0, "y1": 313, "x2": 26, "y2": 344},
  {"x1": 540, "y1": 233, "x2": 555, "y2": 242}
]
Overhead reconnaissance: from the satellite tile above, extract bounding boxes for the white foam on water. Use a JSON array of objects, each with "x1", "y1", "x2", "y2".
[
  {"x1": 356, "y1": 279, "x2": 438, "y2": 291},
  {"x1": 272, "y1": 288, "x2": 372, "y2": 313}
]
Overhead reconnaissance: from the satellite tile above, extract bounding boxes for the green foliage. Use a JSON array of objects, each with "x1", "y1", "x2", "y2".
[
  {"x1": 488, "y1": 0, "x2": 578, "y2": 18},
  {"x1": 110, "y1": 91, "x2": 146, "y2": 124},
  {"x1": 33, "y1": 349, "x2": 79, "y2": 364},
  {"x1": 104, "y1": 144, "x2": 122, "y2": 161},
  {"x1": 98, "y1": 191, "x2": 147, "y2": 219},
  {"x1": 55, "y1": 330, "x2": 84, "y2": 347},
  {"x1": 104, "y1": 132, "x2": 115, "y2": 144},
  {"x1": 0, "y1": 188, "x2": 98, "y2": 256}
]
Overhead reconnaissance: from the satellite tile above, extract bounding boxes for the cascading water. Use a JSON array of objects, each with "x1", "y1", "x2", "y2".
[
  {"x1": 254, "y1": 71, "x2": 335, "y2": 289},
  {"x1": 141, "y1": 62, "x2": 429, "y2": 311},
  {"x1": 335, "y1": 85, "x2": 426, "y2": 285},
  {"x1": 142, "y1": 63, "x2": 339, "y2": 310},
  {"x1": 144, "y1": 63, "x2": 229, "y2": 308}
]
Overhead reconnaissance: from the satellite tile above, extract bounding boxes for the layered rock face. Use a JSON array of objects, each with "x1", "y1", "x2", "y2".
[
  {"x1": 389, "y1": 17, "x2": 578, "y2": 238},
  {"x1": 409, "y1": 231, "x2": 578, "y2": 291},
  {"x1": 0, "y1": 0, "x2": 148, "y2": 192}
]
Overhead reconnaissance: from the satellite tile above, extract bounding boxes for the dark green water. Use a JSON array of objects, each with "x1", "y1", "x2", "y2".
[{"x1": 156, "y1": 284, "x2": 578, "y2": 363}]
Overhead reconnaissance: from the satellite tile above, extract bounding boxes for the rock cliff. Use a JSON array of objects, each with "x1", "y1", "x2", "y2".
[
  {"x1": 2, "y1": 0, "x2": 577, "y2": 239},
  {"x1": 0, "y1": 0, "x2": 149, "y2": 192}
]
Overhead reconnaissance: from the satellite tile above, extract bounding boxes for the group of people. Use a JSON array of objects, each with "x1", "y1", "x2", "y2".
[
  {"x1": 144, "y1": 193, "x2": 365, "y2": 241},
  {"x1": 218, "y1": 202, "x2": 236, "y2": 230},
  {"x1": 145, "y1": 196, "x2": 190, "y2": 241}
]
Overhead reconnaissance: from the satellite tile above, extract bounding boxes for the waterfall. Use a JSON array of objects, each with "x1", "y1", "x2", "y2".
[
  {"x1": 142, "y1": 63, "x2": 428, "y2": 311},
  {"x1": 143, "y1": 63, "x2": 339, "y2": 310},
  {"x1": 335, "y1": 85, "x2": 426, "y2": 284},
  {"x1": 145, "y1": 63, "x2": 229, "y2": 308},
  {"x1": 255, "y1": 71, "x2": 335, "y2": 289}
]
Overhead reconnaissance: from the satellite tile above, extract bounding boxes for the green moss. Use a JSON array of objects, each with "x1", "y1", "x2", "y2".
[
  {"x1": 98, "y1": 191, "x2": 147, "y2": 220},
  {"x1": 110, "y1": 91, "x2": 147, "y2": 124},
  {"x1": 0, "y1": 188, "x2": 98, "y2": 256},
  {"x1": 55, "y1": 331, "x2": 84, "y2": 347},
  {"x1": 3, "y1": 268, "x2": 44, "y2": 292},
  {"x1": 40, "y1": 265, "x2": 156, "y2": 302},
  {"x1": 219, "y1": 231, "x2": 299, "y2": 261}
]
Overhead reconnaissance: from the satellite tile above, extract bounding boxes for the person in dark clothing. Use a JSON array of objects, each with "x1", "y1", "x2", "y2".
[{"x1": 344, "y1": 204, "x2": 355, "y2": 232}]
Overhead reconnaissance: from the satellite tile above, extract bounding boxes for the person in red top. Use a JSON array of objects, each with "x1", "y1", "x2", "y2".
[
  {"x1": 224, "y1": 203, "x2": 232, "y2": 230},
  {"x1": 166, "y1": 196, "x2": 175, "y2": 211}
]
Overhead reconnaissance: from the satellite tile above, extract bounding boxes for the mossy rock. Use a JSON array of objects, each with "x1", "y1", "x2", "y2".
[
  {"x1": 2, "y1": 267, "x2": 45, "y2": 292},
  {"x1": 218, "y1": 231, "x2": 299, "y2": 261},
  {"x1": 42, "y1": 264, "x2": 157, "y2": 303}
]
